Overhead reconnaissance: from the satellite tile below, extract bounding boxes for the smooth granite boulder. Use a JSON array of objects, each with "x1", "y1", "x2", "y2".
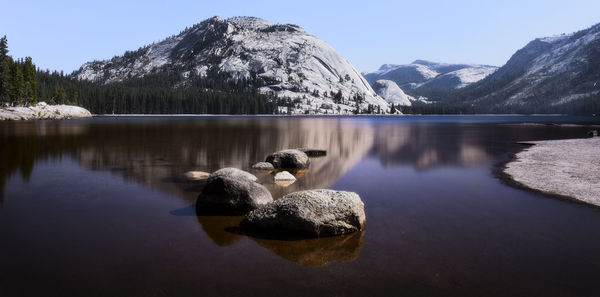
[
  {"x1": 196, "y1": 168, "x2": 272, "y2": 215},
  {"x1": 242, "y1": 189, "x2": 365, "y2": 237},
  {"x1": 209, "y1": 167, "x2": 258, "y2": 182},
  {"x1": 265, "y1": 149, "x2": 310, "y2": 169}
]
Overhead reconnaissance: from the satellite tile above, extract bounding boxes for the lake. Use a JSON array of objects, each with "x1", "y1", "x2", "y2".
[{"x1": 1, "y1": 115, "x2": 599, "y2": 297}]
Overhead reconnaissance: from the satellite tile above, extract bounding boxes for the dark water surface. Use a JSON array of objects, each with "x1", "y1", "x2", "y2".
[{"x1": 1, "y1": 115, "x2": 599, "y2": 297}]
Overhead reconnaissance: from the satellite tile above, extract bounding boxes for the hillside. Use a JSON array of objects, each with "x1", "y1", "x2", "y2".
[
  {"x1": 73, "y1": 16, "x2": 389, "y2": 114},
  {"x1": 442, "y1": 23, "x2": 600, "y2": 113}
]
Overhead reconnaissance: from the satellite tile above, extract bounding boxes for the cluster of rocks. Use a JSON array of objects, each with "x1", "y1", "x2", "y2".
[
  {"x1": 250, "y1": 148, "x2": 318, "y2": 187},
  {"x1": 191, "y1": 148, "x2": 366, "y2": 238}
]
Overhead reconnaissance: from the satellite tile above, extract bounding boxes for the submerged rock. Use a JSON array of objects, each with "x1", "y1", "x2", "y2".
[
  {"x1": 274, "y1": 171, "x2": 296, "y2": 187},
  {"x1": 242, "y1": 189, "x2": 366, "y2": 237},
  {"x1": 251, "y1": 162, "x2": 275, "y2": 170},
  {"x1": 196, "y1": 168, "x2": 272, "y2": 215},
  {"x1": 265, "y1": 149, "x2": 310, "y2": 169},
  {"x1": 184, "y1": 171, "x2": 210, "y2": 181},
  {"x1": 297, "y1": 148, "x2": 327, "y2": 157}
]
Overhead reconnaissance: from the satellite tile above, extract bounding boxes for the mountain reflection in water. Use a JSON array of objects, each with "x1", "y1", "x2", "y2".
[
  {"x1": 0, "y1": 116, "x2": 596, "y2": 267},
  {"x1": 4, "y1": 116, "x2": 600, "y2": 296}
]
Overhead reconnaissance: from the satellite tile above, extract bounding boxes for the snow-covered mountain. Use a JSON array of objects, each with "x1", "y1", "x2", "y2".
[
  {"x1": 454, "y1": 23, "x2": 600, "y2": 111},
  {"x1": 362, "y1": 60, "x2": 498, "y2": 97},
  {"x1": 371, "y1": 80, "x2": 427, "y2": 106},
  {"x1": 73, "y1": 16, "x2": 389, "y2": 114}
]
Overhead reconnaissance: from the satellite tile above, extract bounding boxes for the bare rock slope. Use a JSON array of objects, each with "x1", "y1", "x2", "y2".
[
  {"x1": 73, "y1": 16, "x2": 389, "y2": 114},
  {"x1": 504, "y1": 137, "x2": 600, "y2": 206},
  {"x1": 0, "y1": 102, "x2": 92, "y2": 120}
]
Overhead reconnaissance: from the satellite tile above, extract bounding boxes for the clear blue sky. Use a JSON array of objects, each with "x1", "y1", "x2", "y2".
[{"x1": 2, "y1": 0, "x2": 600, "y2": 73}]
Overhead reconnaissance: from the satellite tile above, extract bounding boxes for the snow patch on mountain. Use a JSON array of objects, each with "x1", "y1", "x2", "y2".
[
  {"x1": 73, "y1": 16, "x2": 388, "y2": 114},
  {"x1": 363, "y1": 60, "x2": 498, "y2": 95},
  {"x1": 371, "y1": 80, "x2": 428, "y2": 106}
]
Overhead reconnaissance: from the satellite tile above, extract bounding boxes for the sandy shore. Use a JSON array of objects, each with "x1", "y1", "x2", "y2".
[
  {"x1": 0, "y1": 102, "x2": 92, "y2": 120},
  {"x1": 504, "y1": 137, "x2": 600, "y2": 206}
]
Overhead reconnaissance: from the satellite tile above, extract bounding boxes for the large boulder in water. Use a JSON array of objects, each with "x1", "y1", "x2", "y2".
[
  {"x1": 265, "y1": 149, "x2": 310, "y2": 169},
  {"x1": 209, "y1": 167, "x2": 258, "y2": 182},
  {"x1": 242, "y1": 189, "x2": 366, "y2": 237},
  {"x1": 197, "y1": 168, "x2": 272, "y2": 215}
]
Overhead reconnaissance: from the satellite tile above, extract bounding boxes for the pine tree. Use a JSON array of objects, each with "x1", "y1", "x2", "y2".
[
  {"x1": 8, "y1": 61, "x2": 24, "y2": 106},
  {"x1": 52, "y1": 84, "x2": 65, "y2": 104},
  {"x1": 22, "y1": 57, "x2": 37, "y2": 105},
  {"x1": 334, "y1": 89, "x2": 342, "y2": 103},
  {"x1": 0, "y1": 36, "x2": 9, "y2": 105}
]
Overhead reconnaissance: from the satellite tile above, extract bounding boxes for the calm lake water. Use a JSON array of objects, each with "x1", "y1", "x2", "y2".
[{"x1": 1, "y1": 115, "x2": 600, "y2": 297}]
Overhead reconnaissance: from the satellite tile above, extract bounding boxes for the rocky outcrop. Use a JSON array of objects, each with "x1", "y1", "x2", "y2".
[
  {"x1": 504, "y1": 137, "x2": 600, "y2": 207},
  {"x1": 0, "y1": 102, "x2": 92, "y2": 121},
  {"x1": 242, "y1": 189, "x2": 366, "y2": 237},
  {"x1": 196, "y1": 168, "x2": 272, "y2": 214},
  {"x1": 265, "y1": 149, "x2": 310, "y2": 169}
]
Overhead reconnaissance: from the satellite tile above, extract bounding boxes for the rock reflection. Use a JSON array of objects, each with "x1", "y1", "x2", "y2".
[
  {"x1": 249, "y1": 232, "x2": 364, "y2": 267},
  {"x1": 196, "y1": 216, "x2": 245, "y2": 247},
  {"x1": 71, "y1": 118, "x2": 375, "y2": 201}
]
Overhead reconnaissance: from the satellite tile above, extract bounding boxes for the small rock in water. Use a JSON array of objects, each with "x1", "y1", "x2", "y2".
[
  {"x1": 274, "y1": 171, "x2": 296, "y2": 181},
  {"x1": 252, "y1": 162, "x2": 275, "y2": 170},
  {"x1": 184, "y1": 171, "x2": 210, "y2": 181},
  {"x1": 242, "y1": 189, "x2": 366, "y2": 237},
  {"x1": 196, "y1": 168, "x2": 272, "y2": 215},
  {"x1": 265, "y1": 149, "x2": 310, "y2": 169},
  {"x1": 274, "y1": 171, "x2": 296, "y2": 187},
  {"x1": 297, "y1": 148, "x2": 327, "y2": 157},
  {"x1": 587, "y1": 130, "x2": 598, "y2": 137}
]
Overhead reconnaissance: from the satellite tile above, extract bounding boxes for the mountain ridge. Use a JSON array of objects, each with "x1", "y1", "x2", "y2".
[
  {"x1": 73, "y1": 16, "x2": 389, "y2": 114},
  {"x1": 362, "y1": 60, "x2": 498, "y2": 100},
  {"x1": 445, "y1": 22, "x2": 600, "y2": 112}
]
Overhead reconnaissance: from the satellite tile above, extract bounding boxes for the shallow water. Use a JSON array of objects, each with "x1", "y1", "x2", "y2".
[{"x1": 1, "y1": 115, "x2": 599, "y2": 297}]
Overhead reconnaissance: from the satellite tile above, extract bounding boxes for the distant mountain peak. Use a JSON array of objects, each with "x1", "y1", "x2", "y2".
[{"x1": 363, "y1": 60, "x2": 498, "y2": 99}]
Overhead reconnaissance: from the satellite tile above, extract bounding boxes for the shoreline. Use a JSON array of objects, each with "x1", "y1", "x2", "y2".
[
  {"x1": 0, "y1": 102, "x2": 92, "y2": 121},
  {"x1": 91, "y1": 113, "x2": 590, "y2": 117},
  {"x1": 502, "y1": 137, "x2": 600, "y2": 207}
]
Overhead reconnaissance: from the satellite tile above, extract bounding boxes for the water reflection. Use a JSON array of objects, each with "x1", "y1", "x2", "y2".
[
  {"x1": 1, "y1": 117, "x2": 594, "y2": 206},
  {"x1": 197, "y1": 216, "x2": 245, "y2": 247},
  {"x1": 249, "y1": 232, "x2": 364, "y2": 267},
  {"x1": 0, "y1": 117, "x2": 376, "y2": 204},
  {"x1": 0, "y1": 117, "x2": 596, "y2": 256}
]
